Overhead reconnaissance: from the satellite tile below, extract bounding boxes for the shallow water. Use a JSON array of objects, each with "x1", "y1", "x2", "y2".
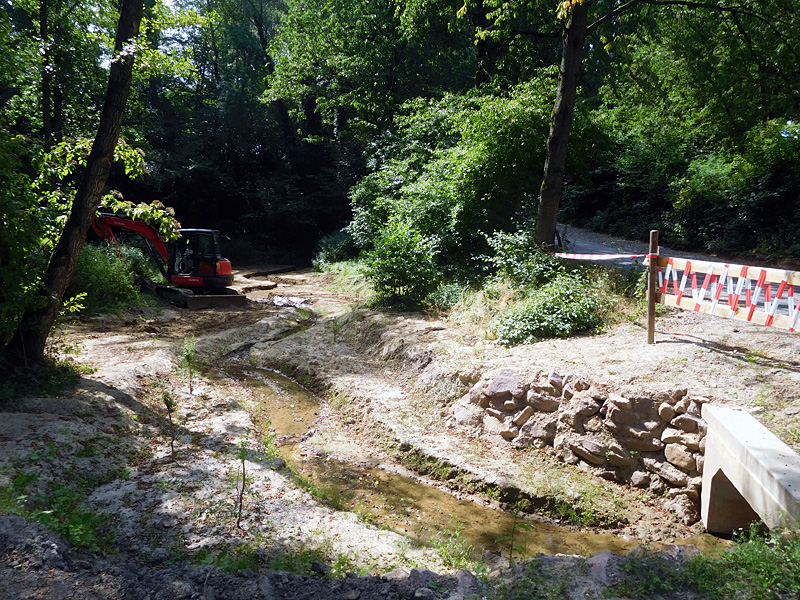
[{"x1": 225, "y1": 366, "x2": 726, "y2": 559}]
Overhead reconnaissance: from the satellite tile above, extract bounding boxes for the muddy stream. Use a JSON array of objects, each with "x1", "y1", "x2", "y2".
[{"x1": 221, "y1": 366, "x2": 722, "y2": 561}]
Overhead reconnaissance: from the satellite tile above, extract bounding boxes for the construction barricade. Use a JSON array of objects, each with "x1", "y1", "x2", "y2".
[{"x1": 653, "y1": 256, "x2": 800, "y2": 332}]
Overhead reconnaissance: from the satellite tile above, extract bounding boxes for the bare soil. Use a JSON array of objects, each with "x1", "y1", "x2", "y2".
[{"x1": 2, "y1": 248, "x2": 800, "y2": 599}]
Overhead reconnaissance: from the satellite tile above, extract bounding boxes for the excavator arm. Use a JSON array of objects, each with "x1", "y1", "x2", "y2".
[{"x1": 91, "y1": 212, "x2": 171, "y2": 278}]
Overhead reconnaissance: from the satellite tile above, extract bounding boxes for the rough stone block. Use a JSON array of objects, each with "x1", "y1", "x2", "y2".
[
  {"x1": 632, "y1": 396, "x2": 657, "y2": 417},
  {"x1": 486, "y1": 407, "x2": 504, "y2": 420},
  {"x1": 584, "y1": 415, "x2": 603, "y2": 433},
  {"x1": 674, "y1": 397, "x2": 690, "y2": 414},
  {"x1": 665, "y1": 443, "x2": 697, "y2": 472},
  {"x1": 452, "y1": 397, "x2": 484, "y2": 431},
  {"x1": 500, "y1": 425, "x2": 519, "y2": 440},
  {"x1": 574, "y1": 377, "x2": 591, "y2": 392},
  {"x1": 642, "y1": 457, "x2": 689, "y2": 487},
  {"x1": 569, "y1": 393, "x2": 601, "y2": 416},
  {"x1": 661, "y1": 427, "x2": 703, "y2": 450},
  {"x1": 514, "y1": 414, "x2": 557, "y2": 448},
  {"x1": 526, "y1": 390, "x2": 560, "y2": 412},
  {"x1": 672, "y1": 414, "x2": 705, "y2": 433},
  {"x1": 485, "y1": 368, "x2": 522, "y2": 399},
  {"x1": 607, "y1": 393, "x2": 632, "y2": 411},
  {"x1": 606, "y1": 446, "x2": 636, "y2": 468},
  {"x1": 630, "y1": 471, "x2": 651, "y2": 488},
  {"x1": 667, "y1": 494, "x2": 700, "y2": 525},
  {"x1": 512, "y1": 406, "x2": 535, "y2": 427},
  {"x1": 658, "y1": 403, "x2": 676, "y2": 422},
  {"x1": 606, "y1": 404, "x2": 639, "y2": 426},
  {"x1": 649, "y1": 475, "x2": 668, "y2": 495},
  {"x1": 569, "y1": 437, "x2": 608, "y2": 465}
]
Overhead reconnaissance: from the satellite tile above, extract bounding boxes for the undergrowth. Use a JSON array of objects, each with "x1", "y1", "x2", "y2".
[{"x1": 0, "y1": 444, "x2": 118, "y2": 552}]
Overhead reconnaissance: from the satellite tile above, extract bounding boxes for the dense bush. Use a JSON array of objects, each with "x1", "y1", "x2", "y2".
[
  {"x1": 492, "y1": 274, "x2": 608, "y2": 345},
  {"x1": 363, "y1": 216, "x2": 439, "y2": 303},
  {"x1": 66, "y1": 244, "x2": 142, "y2": 313},
  {"x1": 313, "y1": 229, "x2": 358, "y2": 268},
  {"x1": 349, "y1": 72, "x2": 556, "y2": 274},
  {"x1": 486, "y1": 229, "x2": 564, "y2": 287}
]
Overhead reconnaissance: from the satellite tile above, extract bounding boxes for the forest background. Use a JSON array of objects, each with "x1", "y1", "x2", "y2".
[{"x1": 1, "y1": 0, "x2": 799, "y2": 367}]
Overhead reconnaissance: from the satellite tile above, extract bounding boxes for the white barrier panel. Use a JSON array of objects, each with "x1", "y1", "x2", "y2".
[{"x1": 653, "y1": 256, "x2": 800, "y2": 332}]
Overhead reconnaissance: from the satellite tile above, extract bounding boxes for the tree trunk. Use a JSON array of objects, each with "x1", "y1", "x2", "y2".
[
  {"x1": 7, "y1": 0, "x2": 144, "y2": 368},
  {"x1": 535, "y1": 0, "x2": 589, "y2": 248}
]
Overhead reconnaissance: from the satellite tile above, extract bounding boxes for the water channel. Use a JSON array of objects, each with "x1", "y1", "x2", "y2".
[{"x1": 224, "y1": 366, "x2": 725, "y2": 561}]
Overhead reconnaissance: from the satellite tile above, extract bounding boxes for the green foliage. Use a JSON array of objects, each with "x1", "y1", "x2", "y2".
[
  {"x1": 313, "y1": 229, "x2": 358, "y2": 269},
  {"x1": 0, "y1": 132, "x2": 60, "y2": 349},
  {"x1": 492, "y1": 274, "x2": 608, "y2": 345},
  {"x1": 179, "y1": 335, "x2": 200, "y2": 395},
  {"x1": 423, "y1": 281, "x2": 469, "y2": 313},
  {"x1": 0, "y1": 452, "x2": 112, "y2": 552},
  {"x1": 350, "y1": 73, "x2": 556, "y2": 281},
  {"x1": 364, "y1": 216, "x2": 440, "y2": 303},
  {"x1": 66, "y1": 243, "x2": 141, "y2": 314},
  {"x1": 486, "y1": 230, "x2": 564, "y2": 287},
  {"x1": 430, "y1": 522, "x2": 480, "y2": 571}
]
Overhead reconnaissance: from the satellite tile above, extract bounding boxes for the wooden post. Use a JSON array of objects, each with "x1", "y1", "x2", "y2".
[{"x1": 647, "y1": 230, "x2": 659, "y2": 344}]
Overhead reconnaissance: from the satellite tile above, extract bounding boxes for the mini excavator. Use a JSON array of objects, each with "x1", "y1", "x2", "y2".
[{"x1": 91, "y1": 211, "x2": 247, "y2": 309}]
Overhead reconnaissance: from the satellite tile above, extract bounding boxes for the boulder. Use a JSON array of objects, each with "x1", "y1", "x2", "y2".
[
  {"x1": 665, "y1": 443, "x2": 697, "y2": 472},
  {"x1": 569, "y1": 437, "x2": 608, "y2": 466},
  {"x1": 658, "y1": 403, "x2": 676, "y2": 422},
  {"x1": 630, "y1": 471, "x2": 651, "y2": 488},
  {"x1": 512, "y1": 406, "x2": 535, "y2": 427},
  {"x1": 526, "y1": 390, "x2": 561, "y2": 412},
  {"x1": 485, "y1": 368, "x2": 523, "y2": 399},
  {"x1": 642, "y1": 457, "x2": 689, "y2": 487},
  {"x1": 513, "y1": 414, "x2": 557, "y2": 448}
]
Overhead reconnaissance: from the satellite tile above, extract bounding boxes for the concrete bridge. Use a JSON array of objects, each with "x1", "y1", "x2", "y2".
[{"x1": 702, "y1": 405, "x2": 800, "y2": 534}]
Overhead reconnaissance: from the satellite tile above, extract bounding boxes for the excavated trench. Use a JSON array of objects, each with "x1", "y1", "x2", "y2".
[{"x1": 220, "y1": 365, "x2": 724, "y2": 561}]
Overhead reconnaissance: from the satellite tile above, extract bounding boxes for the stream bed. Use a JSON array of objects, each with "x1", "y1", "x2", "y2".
[{"x1": 224, "y1": 366, "x2": 724, "y2": 561}]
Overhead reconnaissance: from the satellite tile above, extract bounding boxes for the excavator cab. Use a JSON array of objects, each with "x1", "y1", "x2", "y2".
[{"x1": 169, "y1": 229, "x2": 234, "y2": 290}]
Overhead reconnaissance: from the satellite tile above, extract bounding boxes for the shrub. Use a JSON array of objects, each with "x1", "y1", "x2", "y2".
[
  {"x1": 492, "y1": 274, "x2": 607, "y2": 345},
  {"x1": 363, "y1": 216, "x2": 439, "y2": 302},
  {"x1": 66, "y1": 243, "x2": 141, "y2": 313},
  {"x1": 313, "y1": 229, "x2": 358, "y2": 268},
  {"x1": 486, "y1": 229, "x2": 564, "y2": 286}
]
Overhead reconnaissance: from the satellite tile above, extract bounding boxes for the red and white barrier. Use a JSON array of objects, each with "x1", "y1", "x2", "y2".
[{"x1": 652, "y1": 256, "x2": 800, "y2": 332}]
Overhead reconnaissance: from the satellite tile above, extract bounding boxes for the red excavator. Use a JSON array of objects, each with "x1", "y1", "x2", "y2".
[{"x1": 91, "y1": 211, "x2": 247, "y2": 309}]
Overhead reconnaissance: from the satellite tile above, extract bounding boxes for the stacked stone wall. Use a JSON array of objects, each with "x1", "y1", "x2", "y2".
[{"x1": 447, "y1": 368, "x2": 708, "y2": 524}]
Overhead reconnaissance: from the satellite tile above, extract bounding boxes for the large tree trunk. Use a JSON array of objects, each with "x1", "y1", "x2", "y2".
[
  {"x1": 7, "y1": 0, "x2": 144, "y2": 368},
  {"x1": 535, "y1": 0, "x2": 589, "y2": 248}
]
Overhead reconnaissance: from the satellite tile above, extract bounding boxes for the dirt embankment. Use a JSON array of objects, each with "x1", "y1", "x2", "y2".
[{"x1": 2, "y1": 266, "x2": 800, "y2": 599}]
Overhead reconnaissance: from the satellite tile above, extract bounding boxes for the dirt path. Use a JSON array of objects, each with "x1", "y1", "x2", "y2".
[{"x1": 3, "y1": 262, "x2": 800, "y2": 599}]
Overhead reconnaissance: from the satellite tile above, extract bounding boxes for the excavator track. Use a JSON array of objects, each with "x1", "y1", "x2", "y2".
[{"x1": 144, "y1": 280, "x2": 248, "y2": 309}]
